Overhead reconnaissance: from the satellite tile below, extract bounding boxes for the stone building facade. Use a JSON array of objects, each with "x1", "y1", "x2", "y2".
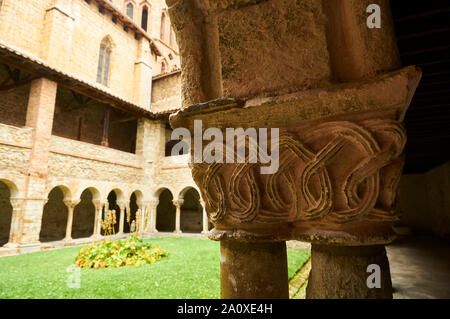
[{"x1": 0, "y1": 0, "x2": 206, "y2": 256}]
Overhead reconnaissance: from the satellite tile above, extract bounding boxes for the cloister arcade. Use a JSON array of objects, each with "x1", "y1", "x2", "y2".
[{"x1": 0, "y1": 179, "x2": 209, "y2": 249}]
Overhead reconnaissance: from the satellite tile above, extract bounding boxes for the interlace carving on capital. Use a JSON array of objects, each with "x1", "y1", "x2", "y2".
[{"x1": 192, "y1": 120, "x2": 406, "y2": 225}]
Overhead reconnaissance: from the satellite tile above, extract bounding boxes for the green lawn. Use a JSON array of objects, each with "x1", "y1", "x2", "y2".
[{"x1": 0, "y1": 237, "x2": 310, "y2": 299}]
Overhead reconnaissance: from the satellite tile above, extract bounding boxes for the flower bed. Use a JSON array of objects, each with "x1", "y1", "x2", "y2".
[{"x1": 75, "y1": 236, "x2": 168, "y2": 269}]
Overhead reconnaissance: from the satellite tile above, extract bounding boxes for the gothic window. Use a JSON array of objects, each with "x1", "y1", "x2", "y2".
[
  {"x1": 126, "y1": 2, "x2": 134, "y2": 19},
  {"x1": 141, "y1": 6, "x2": 148, "y2": 31},
  {"x1": 96, "y1": 38, "x2": 112, "y2": 86},
  {"x1": 160, "y1": 12, "x2": 167, "y2": 42}
]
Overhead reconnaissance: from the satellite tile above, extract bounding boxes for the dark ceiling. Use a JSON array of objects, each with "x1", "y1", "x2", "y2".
[{"x1": 390, "y1": 1, "x2": 450, "y2": 174}]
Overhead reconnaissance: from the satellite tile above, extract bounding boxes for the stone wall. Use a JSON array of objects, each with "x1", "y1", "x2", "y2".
[
  {"x1": 154, "y1": 154, "x2": 198, "y2": 199},
  {"x1": 400, "y1": 161, "x2": 450, "y2": 240},
  {"x1": 151, "y1": 72, "x2": 182, "y2": 113},
  {"x1": 48, "y1": 136, "x2": 145, "y2": 184},
  {"x1": 0, "y1": 124, "x2": 32, "y2": 176},
  {"x1": 0, "y1": 82, "x2": 30, "y2": 127}
]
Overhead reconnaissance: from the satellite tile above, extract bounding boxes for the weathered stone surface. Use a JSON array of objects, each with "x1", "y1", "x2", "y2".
[
  {"x1": 168, "y1": 0, "x2": 421, "y2": 299},
  {"x1": 306, "y1": 244, "x2": 393, "y2": 299},
  {"x1": 220, "y1": 240, "x2": 289, "y2": 299}
]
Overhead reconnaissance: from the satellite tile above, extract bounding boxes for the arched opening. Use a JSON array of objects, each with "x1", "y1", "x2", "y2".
[
  {"x1": 160, "y1": 12, "x2": 166, "y2": 42},
  {"x1": 39, "y1": 187, "x2": 69, "y2": 242},
  {"x1": 124, "y1": 192, "x2": 138, "y2": 233},
  {"x1": 156, "y1": 189, "x2": 176, "y2": 232},
  {"x1": 72, "y1": 189, "x2": 96, "y2": 239},
  {"x1": 165, "y1": 139, "x2": 189, "y2": 156},
  {"x1": 104, "y1": 190, "x2": 122, "y2": 235},
  {"x1": 141, "y1": 6, "x2": 148, "y2": 31},
  {"x1": 180, "y1": 188, "x2": 202, "y2": 233},
  {"x1": 97, "y1": 37, "x2": 113, "y2": 86},
  {"x1": 126, "y1": 2, "x2": 134, "y2": 19},
  {"x1": 0, "y1": 180, "x2": 13, "y2": 246}
]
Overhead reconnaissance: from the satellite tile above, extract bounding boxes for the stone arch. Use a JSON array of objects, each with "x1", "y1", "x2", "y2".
[
  {"x1": 153, "y1": 186, "x2": 176, "y2": 200},
  {"x1": 76, "y1": 186, "x2": 101, "y2": 202},
  {"x1": 39, "y1": 186, "x2": 71, "y2": 242},
  {"x1": 104, "y1": 188, "x2": 124, "y2": 235},
  {"x1": 178, "y1": 185, "x2": 201, "y2": 200},
  {"x1": 125, "y1": 190, "x2": 143, "y2": 233},
  {"x1": 0, "y1": 179, "x2": 17, "y2": 246},
  {"x1": 72, "y1": 188, "x2": 96, "y2": 239},
  {"x1": 155, "y1": 188, "x2": 176, "y2": 232},
  {"x1": 179, "y1": 187, "x2": 202, "y2": 233}
]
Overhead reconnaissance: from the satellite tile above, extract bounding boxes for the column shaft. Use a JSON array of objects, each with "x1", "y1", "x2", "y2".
[
  {"x1": 173, "y1": 200, "x2": 182, "y2": 234},
  {"x1": 92, "y1": 201, "x2": 104, "y2": 238},
  {"x1": 201, "y1": 202, "x2": 208, "y2": 234},
  {"x1": 118, "y1": 202, "x2": 126, "y2": 235},
  {"x1": 64, "y1": 206, "x2": 74, "y2": 241},
  {"x1": 306, "y1": 244, "x2": 393, "y2": 299},
  {"x1": 220, "y1": 240, "x2": 289, "y2": 299}
]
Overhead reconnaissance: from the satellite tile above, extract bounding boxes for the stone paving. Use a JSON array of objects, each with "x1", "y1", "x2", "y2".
[{"x1": 387, "y1": 235, "x2": 450, "y2": 299}]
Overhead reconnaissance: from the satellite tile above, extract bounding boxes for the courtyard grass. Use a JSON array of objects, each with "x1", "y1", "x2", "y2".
[{"x1": 0, "y1": 237, "x2": 310, "y2": 299}]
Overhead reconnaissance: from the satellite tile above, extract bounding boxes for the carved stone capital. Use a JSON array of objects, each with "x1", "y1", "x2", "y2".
[
  {"x1": 191, "y1": 119, "x2": 405, "y2": 245},
  {"x1": 146, "y1": 199, "x2": 159, "y2": 208},
  {"x1": 173, "y1": 199, "x2": 184, "y2": 208},
  {"x1": 92, "y1": 200, "x2": 104, "y2": 211},
  {"x1": 117, "y1": 200, "x2": 127, "y2": 210},
  {"x1": 63, "y1": 199, "x2": 80, "y2": 209},
  {"x1": 169, "y1": 67, "x2": 421, "y2": 245},
  {"x1": 10, "y1": 198, "x2": 25, "y2": 210}
]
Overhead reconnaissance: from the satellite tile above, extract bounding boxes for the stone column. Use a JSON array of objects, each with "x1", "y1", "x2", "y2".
[
  {"x1": 173, "y1": 199, "x2": 183, "y2": 234},
  {"x1": 92, "y1": 200, "x2": 104, "y2": 238},
  {"x1": 221, "y1": 240, "x2": 289, "y2": 299},
  {"x1": 63, "y1": 199, "x2": 80, "y2": 242},
  {"x1": 200, "y1": 199, "x2": 208, "y2": 234},
  {"x1": 168, "y1": 0, "x2": 421, "y2": 299},
  {"x1": 19, "y1": 78, "x2": 58, "y2": 247},
  {"x1": 118, "y1": 201, "x2": 126, "y2": 235},
  {"x1": 133, "y1": 38, "x2": 153, "y2": 111},
  {"x1": 136, "y1": 119, "x2": 165, "y2": 163},
  {"x1": 41, "y1": 0, "x2": 75, "y2": 70},
  {"x1": 148, "y1": 200, "x2": 159, "y2": 233},
  {"x1": 4, "y1": 198, "x2": 25, "y2": 248},
  {"x1": 136, "y1": 201, "x2": 145, "y2": 236},
  {"x1": 306, "y1": 245, "x2": 393, "y2": 299}
]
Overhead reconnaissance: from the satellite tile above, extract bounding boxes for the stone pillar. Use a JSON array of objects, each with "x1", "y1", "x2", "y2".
[
  {"x1": 4, "y1": 198, "x2": 25, "y2": 248},
  {"x1": 306, "y1": 245, "x2": 393, "y2": 299},
  {"x1": 133, "y1": 38, "x2": 153, "y2": 111},
  {"x1": 200, "y1": 199, "x2": 208, "y2": 234},
  {"x1": 19, "y1": 78, "x2": 58, "y2": 246},
  {"x1": 221, "y1": 240, "x2": 289, "y2": 299},
  {"x1": 92, "y1": 200, "x2": 104, "y2": 238},
  {"x1": 118, "y1": 201, "x2": 126, "y2": 235},
  {"x1": 173, "y1": 199, "x2": 183, "y2": 234},
  {"x1": 41, "y1": 0, "x2": 75, "y2": 70},
  {"x1": 136, "y1": 119, "x2": 166, "y2": 163},
  {"x1": 63, "y1": 199, "x2": 80, "y2": 242},
  {"x1": 135, "y1": 201, "x2": 145, "y2": 236},
  {"x1": 148, "y1": 200, "x2": 159, "y2": 233},
  {"x1": 168, "y1": 0, "x2": 421, "y2": 299}
]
